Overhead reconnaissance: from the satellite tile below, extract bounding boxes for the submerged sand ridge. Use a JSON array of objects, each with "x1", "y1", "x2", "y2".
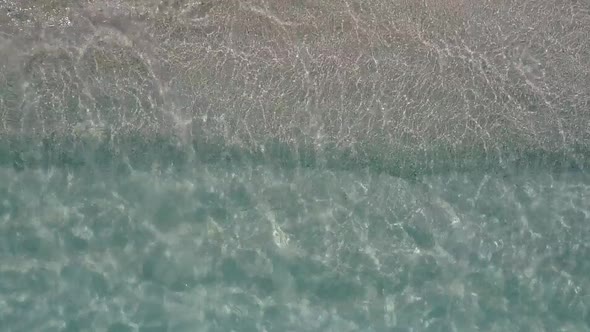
[{"x1": 0, "y1": 0, "x2": 589, "y2": 172}]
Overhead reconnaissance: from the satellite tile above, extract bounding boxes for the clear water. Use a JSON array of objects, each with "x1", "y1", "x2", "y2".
[
  {"x1": 2, "y1": 1, "x2": 590, "y2": 331},
  {"x1": 1, "y1": 152, "x2": 589, "y2": 331}
]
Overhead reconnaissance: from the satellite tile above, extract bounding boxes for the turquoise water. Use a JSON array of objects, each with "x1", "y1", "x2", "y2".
[
  {"x1": 2, "y1": 1, "x2": 590, "y2": 330},
  {"x1": 1, "y1": 146, "x2": 589, "y2": 331}
]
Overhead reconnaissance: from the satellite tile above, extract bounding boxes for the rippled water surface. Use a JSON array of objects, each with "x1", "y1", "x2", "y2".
[
  {"x1": 2, "y1": 0, "x2": 590, "y2": 330},
  {"x1": 1, "y1": 158, "x2": 589, "y2": 331}
]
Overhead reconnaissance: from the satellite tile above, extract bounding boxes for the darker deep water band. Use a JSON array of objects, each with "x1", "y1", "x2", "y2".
[{"x1": 1, "y1": 132, "x2": 588, "y2": 178}]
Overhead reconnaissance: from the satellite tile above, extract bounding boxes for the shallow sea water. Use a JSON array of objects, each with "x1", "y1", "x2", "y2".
[
  {"x1": 1, "y1": 1, "x2": 590, "y2": 331},
  {"x1": 1, "y1": 154, "x2": 589, "y2": 332}
]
